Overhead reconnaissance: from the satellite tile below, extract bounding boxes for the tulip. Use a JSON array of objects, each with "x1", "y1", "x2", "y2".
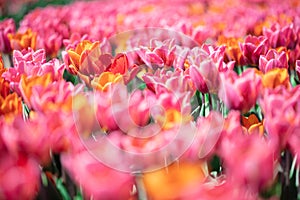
[
  {"x1": 181, "y1": 179, "x2": 258, "y2": 200},
  {"x1": 31, "y1": 111, "x2": 77, "y2": 154},
  {"x1": 0, "y1": 18, "x2": 15, "y2": 53},
  {"x1": 106, "y1": 53, "x2": 128, "y2": 75},
  {"x1": 1, "y1": 115, "x2": 51, "y2": 164},
  {"x1": 142, "y1": 69, "x2": 194, "y2": 115},
  {"x1": 0, "y1": 154, "x2": 40, "y2": 200},
  {"x1": 189, "y1": 59, "x2": 220, "y2": 94},
  {"x1": 260, "y1": 86, "x2": 300, "y2": 151},
  {"x1": 8, "y1": 29, "x2": 37, "y2": 51},
  {"x1": 19, "y1": 74, "x2": 53, "y2": 107},
  {"x1": 66, "y1": 40, "x2": 106, "y2": 84},
  {"x1": 183, "y1": 111, "x2": 224, "y2": 160},
  {"x1": 241, "y1": 114, "x2": 264, "y2": 135},
  {"x1": 143, "y1": 162, "x2": 207, "y2": 199},
  {"x1": 0, "y1": 93, "x2": 22, "y2": 118},
  {"x1": 262, "y1": 68, "x2": 290, "y2": 89},
  {"x1": 61, "y1": 149, "x2": 135, "y2": 199},
  {"x1": 219, "y1": 69, "x2": 261, "y2": 113},
  {"x1": 217, "y1": 36, "x2": 243, "y2": 65},
  {"x1": 128, "y1": 89, "x2": 152, "y2": 127},
  {"x1": 263, "y1": 23, "x2": 298, "y2": 49},
  {"x1": 220, "y1": 132, "x2": 277, "y2": 192},
  {"x1": 2, "y1": 48, "x2": 65, "y2": 94},
  {"x1": 239, "y1": 35, "x2": 269, "y2": 66},
  {"x1": 93, "y1": 85, "x2": 123, "y2": 131},
  {"x1": 91, "y1": 72, "x2": 123, "y2": 92},
  {"x1": 201, "y1": 44, "x2": 234, "y2": 72},
  {"x1": 259, "y1": 49, "x2": 288, "y2": 73},
  {"x1": 28, "y1": 80, "x2": 80, "y2": 113},
  {"x1": 0, "y1": 60, "x2": 9, "y2": 98}
]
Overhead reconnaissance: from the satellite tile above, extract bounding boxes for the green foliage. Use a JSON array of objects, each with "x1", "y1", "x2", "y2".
[
  {"x1": 1, "y1": 0, "x2": 73, "y2": 26},
  {"x1": 63, "y1": 69, "x2": 80, "y2": 85}
]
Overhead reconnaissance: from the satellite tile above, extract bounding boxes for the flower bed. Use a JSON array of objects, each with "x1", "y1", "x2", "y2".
[{"x1": 1, "y1": 0, "x2": 300, "y2": 199}]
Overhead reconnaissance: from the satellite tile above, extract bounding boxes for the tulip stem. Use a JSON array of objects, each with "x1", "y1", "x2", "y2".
[
  {"x1": 201, "y1": 93, "x2": 205, "y2": 116},
  {"x1": 210, "y1": 93, "x2": 219, "y2": 111},
  {"x1": 285, "y1": 151, "x2": 290, "y2": 186},
  {"x1": 2, "y1": 53, "x2": 12, "y2": 68},
  {"x1": 134, "y1": 173, "x2": 148, "y2": 200},
  {"x1": 207, "y1": 93, "x2": 212, "y2": 111},
  {"x1": 22, "y1": 102, "x2": 30, "y2": 120}
]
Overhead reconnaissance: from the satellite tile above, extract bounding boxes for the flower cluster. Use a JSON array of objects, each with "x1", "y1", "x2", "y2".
[{"x1": 1, "y1": 0, "x2": 300, "y2": 199}]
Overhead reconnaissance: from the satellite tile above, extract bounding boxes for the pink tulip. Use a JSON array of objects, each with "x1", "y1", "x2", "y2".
[
  {"x1": 1, "y1": 116, "x2": 51, "y2": 164},
  {"x1": 259, "y1": 49, "x2": 288, "y2": 73},
  {"x1": 20, "y1": 6, "x2": 71, "y2": 56},
  {"x1": 189, "y1": 59, "x2": 221, "y2": 94},
  {"x1": 239, "y1": 35, "x2": 269, "y2": 66},
  {"x1": 151, "y1": 39, "x2": 177, "y2": 67},
  {"x1": 220, "y1": 132, "x2": 277, "y2": 192},
  {"x1": 142, "y1": 68, "x2": 194, "y2": 114},
  {"x1": 201, "y1": 44, "x2": 235, "y2": 72},
  {"x1": 263, "y1": 23, "x2": 299, "y2": 49},
  {"x1": 260, "y1": 86, "x2": 300, "y2": 152},
  {"x1": 219, "y1": 69, "x2": 261, "y2": 112},
  {"x1": 32, "y1": 111, "x2": 77, "y2": 155},
  {"x1": 25, "y1": 79, "x2": 79, "y2": 113},
  {"x1": 0, "y1": 18, "x2": 16, "y2": 53},
  {"x1": 1, "y1": 111, "x2": 77, "y2": 164},
  {"x1": 2, "y1": 48, "x2": 65, "y2": 94},
  {"x1": 112, "y1": 89, "x2": 155, "y2": 133},
  {"x1": 61, "y1": 148, "x2": 135, "y2": 199},
  {"x1": 202, "y1": 44, "x2": 226, "y2": 65},
  {"x1": 135, "y1": 46, "x2": 165, "y2": 69},
  {"x1": 85, "y1": 121, "x2": 197, "y2": 172},
  {"x1": 94, "y1": 83, "x2": 153, "y2": 132},
  {"x1": 183, "y1": 111, "x2": 224, "y2": 160},
  {"x1": 0, "y1": 154, "x2": 40, "y2": 200},
  {"x1": 128, "y1": 89, "x2": 152, "y2": 127},
  {"x1": 181, "y1": 180, "x2": 258, "y2": 200}
]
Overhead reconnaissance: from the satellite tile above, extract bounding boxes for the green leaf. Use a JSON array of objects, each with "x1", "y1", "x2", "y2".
[
  {"x1": 63, "y1": 69, "x2": 80, "y2": 85},
  {"x1": 73, "y1": 189, "x2": 84, "y2": 200},
  {"x1": 290, "y1": 70, "x2": 299, "y2": 87},
  {"x1": 41, "y1": 172, "x2": 48, "y2": 187},
  {"x1": 56, "y1": 178, "x2": 71, "y2": 200},
  {"x1": 22, "y1": 102, "x2": 30, "y2": 120},
  {"x1": 260, "y1": 182, "x2": 281, "y2": 199},
  {"x1": 138, "y1": 83, "x2": 146, "y2": 90}
]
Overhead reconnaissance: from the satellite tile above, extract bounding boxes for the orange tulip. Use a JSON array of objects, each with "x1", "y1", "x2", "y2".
[
  {"x1": 0, "y1": 54, "x2": 3, "y2": 70},
  {"x1": 67, "y1": 40, "x2": 102, "y2": 83},
  {"x1": 0, "y1": 93, "x2": 22, "y2": 117},
  {"x1": 156, "y1": 108, "x2": 192, "y2": 130},
  {"x1": 241, "y1": 114, "x2": 264, "y2": 136},
  {"x1": 106, "y1": 53, "x2": 128, "y2": 75},
  {"x1": 8, "y1": 29, "x2": 37, "y2": 50},
  {"x1": 67, "y1": 40, "x2": 100, "y2": 72},
  {"x1": 0, "y1": 56, "x2": 9, "y2": 98},
  {"x1": 217, "y1": 36, "x2": 243, "y2": 65},
  {"x1": 0, "y1": 76, "x2": 9, "y2": 99},
  {"x1": 253, "y1": 14, "x2": 292, "y2": 36},
  {"x1": 143, "y1": 162, "x2": 207, "y2": 199},
  {"x1": 19, "y1": 73, "x2": 53, "y2": 106},
  {"x1": 262, "y1": 68, "x2": 290, "y2": 89},
  {"x1": 91, "y1": 72, "x2": 123, "y2": 91},
  {"x1": 27, "y1": 80, "x2": 75, "y2": 113}
]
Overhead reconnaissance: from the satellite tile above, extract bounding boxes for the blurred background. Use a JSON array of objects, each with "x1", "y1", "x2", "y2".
[{"x1": 0, "y1": 0, "x2": 74, "y2": 24}]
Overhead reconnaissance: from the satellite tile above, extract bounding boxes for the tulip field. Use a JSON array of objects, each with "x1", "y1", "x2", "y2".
[{"x1": 0, "y1": 0, "x2": 300, "y2": 199}]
